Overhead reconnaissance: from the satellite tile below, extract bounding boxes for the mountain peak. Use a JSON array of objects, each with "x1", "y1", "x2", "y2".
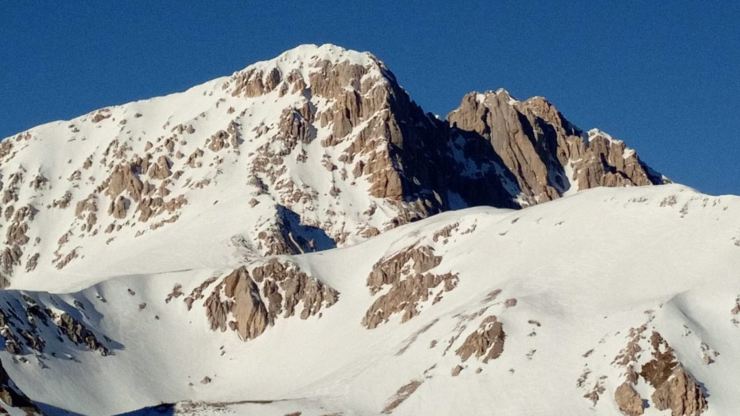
[
  {"x1": 265, "y1": 43, "x2": 378, "y2": 67},
  {"x1": 0, "y1": 44, "x2": 664, "y2": 288},
  {"x1": 0, "y1": 44, "x2": 735, "y2": 416}
]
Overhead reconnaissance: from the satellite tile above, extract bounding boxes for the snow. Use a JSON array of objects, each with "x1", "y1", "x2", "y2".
[
  {"x1": 587, "y1": 128, "x2": 623, "y2": 145},
  {"x1": 0, "y1": 45, "x2": 736, "y2": 416},
  {"x1": 562, "y1": 160, "x2": 580, "y2": 196},
  {"x1": 0, "y1": 183, "x2": 737, "y2": 415},
  {"x1": 235, "y1": 43, "x2": 382, "y2": 90}
]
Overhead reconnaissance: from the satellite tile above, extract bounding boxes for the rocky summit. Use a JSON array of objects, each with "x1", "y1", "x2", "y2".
[{"x1": 0, "y1": 44, "x2": 736, "y2": 416}]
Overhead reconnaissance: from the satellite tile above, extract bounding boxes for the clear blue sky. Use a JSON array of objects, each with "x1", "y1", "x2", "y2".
[{"x1": 1, "y1": 2, "x2": 738, "y2": 195}]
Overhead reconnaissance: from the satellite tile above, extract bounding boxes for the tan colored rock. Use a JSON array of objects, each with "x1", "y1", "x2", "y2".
[
  {"x1": 108, "y1": 196, "x2": 129, "y2": 219},
  {"x1": 52, "y1": 191, "x2": 73, "y2": 209},
  {"x1": 230, "y1": 67, "x2": 283, "y2": 97},
  {"x1": 91, "y1": 109, "x2": 111, "y2": 123},
  {"x1": 456, "y1": 316, "x2": 505, "y2": 363},
  {"x1": 105, "y1": 163, "x2": 144, "y2": 201},
  {"x1": 229, "y1": 276, "x2": 269, "y2": 339},
  {"x1": 614, "y1": 382, "x2": 644, "y2": 416},
  {"x1": 363, "y1": 245, "x2": 458, "y2": 328},
  {"x1": 651, "y1": 366, "x2": 707, "y2": 416},
  {"x1": 208, "y1": 130, "x2": 230, "y2": 152},
  {"x1": 381, "y1": 379, "x2": 422, "y2": 414},
  {"x1": 202, "y1": 261, "x2": 338, "y2": 341},
  {"x1": 186, "y1": 148, "x2": 204, "y2": 168},
  {"x1": 147, "y1": 155, "x2": 172, "y2": 180},
  {"x1": 24, "y1": 253, "x2": 39, "y2": 272},
  {"x1": 448, "y1": 90, "x2": 664, "y2": 206}
]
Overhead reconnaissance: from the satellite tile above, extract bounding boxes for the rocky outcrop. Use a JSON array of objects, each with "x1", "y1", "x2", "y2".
[
  {"x1": 614, "y1": 382, "x2": 644, "y2": 416},
  {"x1": 607, "y1": 328, "x2": 707, "y2": 416},
  {"x1": 0, "y1": 44, "x2": 667, "y2": 288},
  {"x1": 201, "y1": 260, "x2": 338, "y2": 340},
  {"x1": 56, "y1": 313, "x2": 109, "y2": 354},
  {"x1": 651, "y1": 366, "x2": 707, "y2": 416},
  {"x1": 455, "y1": 315, "x2": 505, "y2": 363},
  {"x1": 205, "y1": 267, "x2": 269, "y2": 340},
  {"x1": 0, "y1": 294, "x2": 110, "y2": 356},
  {"x1": 363, "y1": 245, "x2": 458, "y2": 328},
  {"x1": 0, "y1": 359, "x2": 40, "y2": 415},
  {"x1": 381, "y1": 379, "x2": 422, "y2": 414},
  {"x1": 448, "y1": 90, "x2": 665, "y2": 205}
]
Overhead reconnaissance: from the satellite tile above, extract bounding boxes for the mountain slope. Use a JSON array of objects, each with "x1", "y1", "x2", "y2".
[
  {"x1": 0, "y1": 44, "x2": 663, "y2": 291},
  {"x1": 0, "y1": 184, "x2": 737, "y2": 416},
  {"x1": 0, "y1": 44, "x2": 730, "y2": 416}
]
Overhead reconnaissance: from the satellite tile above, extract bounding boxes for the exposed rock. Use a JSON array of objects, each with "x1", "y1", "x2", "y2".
[
  {"x1": 24, "y1": 253, "x2": 39, "y2": 272},
  {"x1": 201, "y1": 260, "x2": 338, "y2": 341},
  {"x1": 0, "y1": 359, "x2": 40, "y2": 414},
  {"x1": 639, "y1": 332, "x2": 678, "y2": 388},
  {"x1": 108, "y1": 196, "x2": 129, "y2": 219},
  {"x1": 205, "y1": 267, "x2": 269, "y2": 341},
  {"x1": 363, "y1": 245, "x2": 458, "y2": 328},
  {"x1": 29, "y1": 172, "x2": 48, "y2": 190},
  {"x1": 57, "y1": 313, "x2": 109, "y2": 355},
  {"x1": 381, "y1": 379, "x2": 422, "y2": 414},
  {"x1": 165, "y1": 284, "x2": 184, "y2": 303},
  {"x1": 448, "y1": 90, "x2": 665, "y2": 205},
  {"x1": 55, "y1": 248, "x2": 79, "y2": 270},
  {"x1": 0, "y1": 295, "x2": 110, "y2": 356},
  {"x1": 651, "y1": 366, "x2": 707, "y2": 416},
  {"x1": 456, "y1": 316, "x2": 505, "y2": 363},
  {"x1": 91, "y1": 109, "x2": 111, "y2": 123},
  {"x1": 614, "y1": 382, "x2": 644, "y2": 416},
  {"x1": 147, "y1": 155, "x2": 172, "y2": 180},
  {"x1": 208, "y1": 130, "x2": 230, "y2": 152},
  {"x1": 606, "y1": 328, "x2": 708, "y2": 415},
  {"x1": 105, "y1": 163, "x2": 144, "y2": 201},
  {"x1": 186, "y1": 148, "x2": 204, "y2": 168},
  {"x1": 52, "y1": 191, "x2": 73, "y2": 209},
  {"x1": 230, "y1": 66, "x2": 283, "y2": 97}
]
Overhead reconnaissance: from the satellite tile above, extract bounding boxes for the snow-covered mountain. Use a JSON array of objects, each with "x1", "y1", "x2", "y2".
[{"x1": 0, "y1": 44, "x2": 734, "y2": 416}]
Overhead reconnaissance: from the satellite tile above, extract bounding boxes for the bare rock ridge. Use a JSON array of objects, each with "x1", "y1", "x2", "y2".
[
  {"x1": 448, "y1": 90, "x2": 667, "y2": 206},
  {"x1": 0, "y1": 44, "x2": 664, "y2": 288}
]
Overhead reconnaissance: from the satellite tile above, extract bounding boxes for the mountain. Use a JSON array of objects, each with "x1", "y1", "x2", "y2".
[
  {"x1": 0, "y1": 44, "x2": 666, "y2": 290},
  {"x1": 0, "y1": 44, "x2": 733, "y2": 416}
]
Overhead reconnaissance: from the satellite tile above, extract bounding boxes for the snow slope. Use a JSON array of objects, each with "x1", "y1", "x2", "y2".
[
  {"x1": 0, "y1": 184, "x2": 737, "y2": 415},
  {"x1": 0, "y1": 44, "x2": 735, "y2": 416}
]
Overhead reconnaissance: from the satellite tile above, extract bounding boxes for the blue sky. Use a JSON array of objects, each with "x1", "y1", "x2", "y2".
[{"x1": 1, "y1": 2, "x2": 738, "y2": 195}]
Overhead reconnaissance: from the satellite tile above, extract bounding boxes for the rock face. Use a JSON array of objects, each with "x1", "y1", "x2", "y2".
[
  {"x1": 200, "y1": 259, "x2": 339, "y2": 341},
  {"x1": 0, "y1": 293, "x2": 110, "y2": 356},
  {"x1": 598, "y1": 327, "x2": 708, "y2": 416},
  {"x1": 651, "y1": 366, "x2": 707, "y2": 416},
  {"x1": 614, "y1": 382, "x2": 644, "y2": 416},
  {"x1": 455, "y1": 315, "x2": 505, "y2": 363},
  {"x1": 0, "y1": 359, "x2": 40, "y2": 415},
  {"x1": 363, "y1": 245, "x2": 458, "y2": 329},
  {"x1": 447, "y1": 90, "x2": 666, "y2": 205},
  {"x1": 0, "y1": 44, "x2": 665, "y2": 286}
]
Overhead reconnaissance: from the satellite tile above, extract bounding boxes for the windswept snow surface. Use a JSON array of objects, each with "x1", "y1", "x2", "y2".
[{"x1": 0, "y1": 184, "x2": 738, "y2": 415}]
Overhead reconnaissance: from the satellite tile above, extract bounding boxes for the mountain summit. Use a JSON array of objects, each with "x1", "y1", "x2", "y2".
[
  {"x1": 0, "y1": 44, "x2": 664, "y2": 288},
  {"x1": 0, "y1": 45, "x2": 735, "y2": 416}
]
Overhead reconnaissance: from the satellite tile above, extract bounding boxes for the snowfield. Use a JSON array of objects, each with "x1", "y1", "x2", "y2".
[{"x1": 0, "y1": 184, "x2": 738, "y2": 415}]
